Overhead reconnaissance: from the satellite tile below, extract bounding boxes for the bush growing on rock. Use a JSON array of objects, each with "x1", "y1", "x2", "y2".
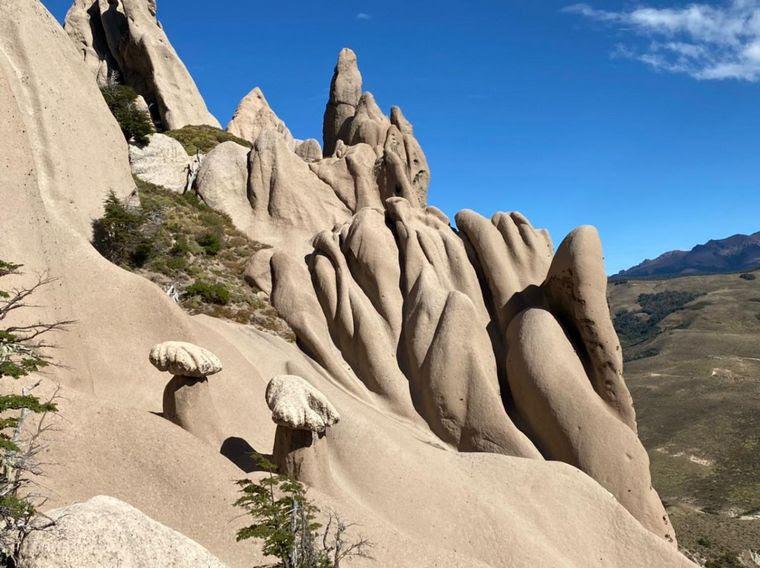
[
  {"x1": 100, "y1": 84, "x2": 154, "y2": 147},
  {"x1": 0, "y1": 260, "x2": 69, "y2": 564},
  {"x1": 185, "y1": 280, "x2": 230, "y2": 305},
  {"x1": 235, "y1": 455, "x2": 372, "y2": 568}
]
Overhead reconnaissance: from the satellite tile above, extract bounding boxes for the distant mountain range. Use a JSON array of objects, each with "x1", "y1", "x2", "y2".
[{"x1": 616, "y1": 231, "x2": 760, "y2": 279}]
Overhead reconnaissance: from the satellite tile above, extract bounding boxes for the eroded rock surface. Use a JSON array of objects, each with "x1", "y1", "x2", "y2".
[
  {"x1": 20, "y1": 496, "x2": 227, "y2": 568},
  {"x1": 227, "y1": 87, "x2": 294, "y2": 148},
  {"x1": 64, "y1": 0, "x2": 219, "y2": 129},
  {"x1": 129, "y1": 133, "x2": 192, "y2": 192}
]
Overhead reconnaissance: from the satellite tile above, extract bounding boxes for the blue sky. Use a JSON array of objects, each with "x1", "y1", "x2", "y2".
[{"x1": 44, "y1": 0, "x2": 760, "y2": 274}]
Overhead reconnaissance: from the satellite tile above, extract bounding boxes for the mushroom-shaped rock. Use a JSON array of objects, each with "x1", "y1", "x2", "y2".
[
  {"x1": 149, "y1": 341, "x2": 222, "y2": 377},
  {"x1": 266, "y1": 375, "x2": 340, "y2": 432},
  {"x1": 266, "y1": 375, "x2": 339, "y2": 484},
  {"x1": 149, "y1": 341, "x2": 225, "y2": 447}
]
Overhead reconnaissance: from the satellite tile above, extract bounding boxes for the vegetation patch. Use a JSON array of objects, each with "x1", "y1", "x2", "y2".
[
  {"x1": 613, "y1": 290, "x2": 703, "y2": 348},
  {"x1": 164, "y1": 125, "x2": 252, "y2": 155},
  {"x1": 739, "y1": 273, "x2": 756, "y2": 281},
  {"x1": 92, "y1": 178, "x2": 293, "y2": 340},
  {"x1": 100, "y1": 84, "x2": 154, "y2": 147}
]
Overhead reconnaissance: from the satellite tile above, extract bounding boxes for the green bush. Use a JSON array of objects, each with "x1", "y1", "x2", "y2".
[
  {"x1": 613, "y1": 290, "x2": 702, "y2": 348},
  {"x1": 235, "y1": 455, "x2": 372, "y2": 567},
  {"x1": 164, "y1": 125, "x2": 251, "y2": 155},
  {"x1": 186, "y1": 280, "x2": 230, "y2": 305},
  {"x1": 196, "y1": 232, "x2": 222, "y2": 256},
  {"x1": 92, "y1": 193, "x2": 154, "y2": 268},
  {"x1": 100, "y1": 84, "x2": 154, "y2": 147}
]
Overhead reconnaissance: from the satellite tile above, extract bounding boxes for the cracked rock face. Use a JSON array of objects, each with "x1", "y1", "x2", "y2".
[{"x1": 64, "y1": 0, "x2": 220, "y2": 130}]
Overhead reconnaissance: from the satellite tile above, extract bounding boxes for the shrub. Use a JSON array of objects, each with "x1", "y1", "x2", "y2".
[
  {"x1": 100, "y1": 84, "x2": 154, "y2": 147},
  {"x1": 235, "y1": 455, "x2": 372, "y2": 568},
  {"x1": 185, "y1": 280, "x2": 230, "y2": 305},
  {"x1": 164, "y1": 125, "x2": 251, "y2": 155},
  {"x1": 0, "y1": 260, "x2": 69, "y2": 563},
  {"x1": 196, "y1": 232, "x2": 222, "y2": 256},
  {"x1": 739, "y1": 273, "x2": 756, "y2": 281},
  {"x1": 92, "y1": 193, "x2": 154, "y2": 268},
  {"x1": 613, "y1": 290, "x2": 702, "y2": 348}
]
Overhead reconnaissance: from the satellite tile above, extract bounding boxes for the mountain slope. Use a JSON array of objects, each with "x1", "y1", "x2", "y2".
[
  {"x1": 617, "y1": 232, "x2": 760, "y2": 279},
  {"x1": 608, "y1": 270, "x2": 760, "y2": 566}
]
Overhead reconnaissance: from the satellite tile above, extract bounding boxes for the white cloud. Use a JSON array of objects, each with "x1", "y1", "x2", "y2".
[
  {"x1": 356, "y1": 12, "x2": 372, "y2": 21},
  {"x1": 564, "y1": 1, "x2": 760, "y2": 81}
]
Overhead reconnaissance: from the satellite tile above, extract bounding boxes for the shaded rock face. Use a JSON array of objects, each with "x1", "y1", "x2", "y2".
[
  {"x1": 64, "y1": 0, "x2": 220, "y2": 130},
  {"x1": 20, "y1": 496, "x2": 227, "y2": 567}
]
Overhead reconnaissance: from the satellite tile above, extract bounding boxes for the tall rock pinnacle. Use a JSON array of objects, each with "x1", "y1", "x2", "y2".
[{"x1": 322, "y1": 48, "x2": 362, "y2": 156}]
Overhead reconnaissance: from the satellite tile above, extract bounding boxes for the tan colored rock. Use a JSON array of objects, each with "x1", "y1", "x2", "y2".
[
  {"x1": 20, "y1": 496, "x2": 227, "y2": 568},
  {"x1": 149, "y1": 341, "x2": 222, "y2": 378},
  {"x1": 322, "y1": 48, "x2": 361, "y2": 156},
  {"x1": 129, "y1": 133, "x2": 192, "y2": 192},
  {"x1": 266, "y1": 375, "x2": 340, "y2": 432},
  {"x1": 294, "y1": 138, "x2": 322, "y2": 162},
  {"x1": 346, "y1": 92, "x2": 390, "y2": 149},
  {"x1": 65, "y1": 0, "x2": 219, "y2": 130},
  {"x1": 309, "y1": 142, "x2": 382, "y2": 211},
  {"x1": 506, "y1": 308, "x2": 676, "y2": 544},
  {"x1": 390, "y1": 106, "x2": 430, "y2": 205},
  {"x1": 3, "y1": 4, "x2": 696, "y2": 565},
  {"x1": 227, "y1": 87, "x2": 294, "y2": 148},
  {"x1": 64, "y1": 0, "x2": 119, "y2": 84},
  {"x1": 543, "y1": 226, "x2": 637, "y2": 430},
  {"x1": 247, "y1": 128, "x2": 351, "y2": 238},
  {"x1": 193, "y1": 140, "x2": 251, "y2": 228}
]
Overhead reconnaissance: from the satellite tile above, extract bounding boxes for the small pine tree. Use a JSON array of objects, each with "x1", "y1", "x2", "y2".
[
  {"x1": 235, "y1": 456, "x2": 372, "y2": 568},
  {"x1": 0, "y1": 260, "x2": 69, "y2": 565},
  {"x1": 91, "y1": 192, "x2": 154, "y2": 268},
  {"x1": 100, "y1": 84, "x2": 154, "y2": 147}
]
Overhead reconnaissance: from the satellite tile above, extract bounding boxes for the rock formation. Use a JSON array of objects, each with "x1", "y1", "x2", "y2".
[
  {"x1": 150, "y1": 341, "x2": 226, "y2": 447},
  {"x1": 20, "y1": 496, "x2": 226, "y2": 567},
  {"x1": 1, "y1": 1, "x2": 698, "y2": 566},
  {"x1": 266, "y1": 375, "x2": 340, "y2": 483},
  {"x1": 227, "y1": 87, "x2": 294, "y2": 148},
  {"x1": 129, "y1": 133, "x2": 193, "y2": 192},
  {"x1": 64, "y1": 0, "x2": 220, "y2": 130}
]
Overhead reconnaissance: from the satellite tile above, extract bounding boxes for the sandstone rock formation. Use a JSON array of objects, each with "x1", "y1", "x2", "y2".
[
  {"x1": 130, "y1": 133, "x2": 193, "y2": 192},
  {"x1": 1, "y1": 2, "x2": 697, "y2": 566},
  {"x1": 150, "y1": 341, "x2": 226, "y2": 446},
  {"x1": 323, "y1": 48, "x2": 362, "y2": 157},
  {"x1": 20, "y1": 496, "x2": 226, "y2": 568},
  {"x1": 266, "y1": 375, "x2": 339, "y2": 483},
  {"x1": 64, "y1": 0, "x2": 220, "y2": 130},
  {"x1": 227, "y1": 87, "x2": 294, "y2": 148}
]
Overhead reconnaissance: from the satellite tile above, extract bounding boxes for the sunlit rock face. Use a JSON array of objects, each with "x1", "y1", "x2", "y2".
[{"x1": 4, "y1": 1, "x2": 700, "y2": 565}]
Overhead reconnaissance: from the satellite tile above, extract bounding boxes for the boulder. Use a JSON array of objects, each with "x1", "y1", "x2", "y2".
[
  {"x1": 193, "y1": 140, "x2": 251, "y2": 228},
  {"x1": 294, "y1": 138, "x2": 322, "y2": 162},
  {"x1": 129, "y1": 133, "x2": 192, "y2": 192},
  {"x1": 20, "y1": 496, "x2": 226, "y2": 567}
]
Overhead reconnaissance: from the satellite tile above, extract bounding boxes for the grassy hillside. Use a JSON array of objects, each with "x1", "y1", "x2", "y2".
[{"x1": 608, "y1": 271, "x2": 760, "y2": 566}]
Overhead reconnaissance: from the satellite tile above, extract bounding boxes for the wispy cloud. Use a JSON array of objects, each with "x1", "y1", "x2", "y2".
[
  {"x1": 356, "y1": 12, "x2": 372, "y2": 21},
  {"x1": 564, "y1": 1, "x2": 760, "y2": 81}
]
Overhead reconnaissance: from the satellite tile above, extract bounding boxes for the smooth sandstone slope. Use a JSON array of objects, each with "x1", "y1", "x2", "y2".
[{"x1": 3, "y1": 2, "x2": 696, "y2": 567}]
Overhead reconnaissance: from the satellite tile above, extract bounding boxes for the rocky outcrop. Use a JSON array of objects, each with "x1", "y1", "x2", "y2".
[
  {"x1": 5, "y1": 2, "x2": 696, "y2": 566},
  {"x1": 323, "y1": 48, "x2": 362, "y2": 157},
  {"x1": 129, "y1": 133, "x2": 192, "y2": 192},
  {"x1": 266, "y1": 375, "x2": 339, "y2": 485},
  {"x1": 19, "y1": 496, "x2": 226, "y2": 567},
  {"x1": 150, "y1": 342, "x2": 226, "y2": 447},
  {"x1": 64, "y1": 0, "x2": 219, "y2": 130},
  {"x1": 265, "y1": 198, "x2": 675, "y2": 544},
  {"x1": 227, "y1": 87, "x2": 294, "y2": 148},
  {"x1": 294, "y1": 138, "x2": 322, "y2": 162},
  {"x1": 194, "y1": 141, "x2": 251, "y2": 227}
]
